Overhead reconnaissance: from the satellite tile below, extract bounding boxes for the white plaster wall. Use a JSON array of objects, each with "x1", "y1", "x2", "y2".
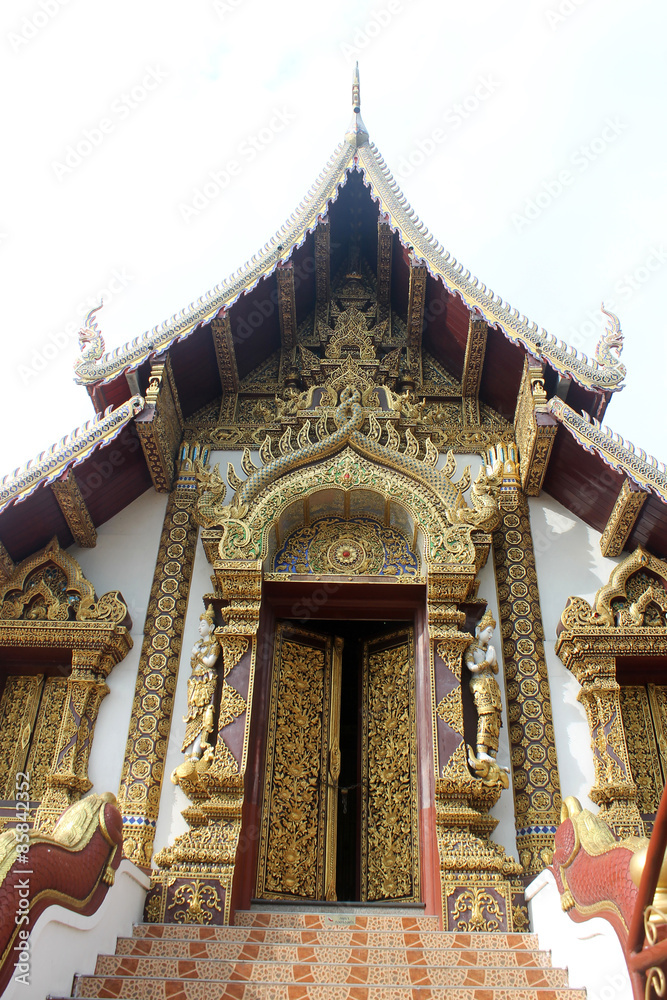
[
  {"x1": 527, "y1": 869, "x2": 632, "y2": 1000},
  {"x1": 441, "y1": 454, "x2": 519, "y2": 861},
  {"x1": 528, "y1": 494, "x2": 621, "y2": 811},
  {"x1": 151, "y1": 473, "x2": 237, "y2": 857},
  {"x1": 69, "y1": 489, "x2": 168, "y2": 798}
]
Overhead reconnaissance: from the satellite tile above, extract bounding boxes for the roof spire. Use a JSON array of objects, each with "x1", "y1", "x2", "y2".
[
  {"x1": 345, "y1": 62, "x2": 369, "y2": 148},
  {"x1": 352, "y1": 62, "x2": 361, "y2": 113}
]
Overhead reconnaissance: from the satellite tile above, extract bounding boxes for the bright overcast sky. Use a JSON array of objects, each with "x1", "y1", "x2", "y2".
[{"x1": 1, "y1": 0, "x2": 665, "y2": 479}]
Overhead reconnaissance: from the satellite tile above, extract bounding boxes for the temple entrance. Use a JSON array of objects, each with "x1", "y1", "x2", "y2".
[{"x1": 255, "y1": 618, "x2": 420, "y2": 904}]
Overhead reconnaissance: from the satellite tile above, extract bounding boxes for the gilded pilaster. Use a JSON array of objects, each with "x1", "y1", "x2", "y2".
[
  {"x1": 34, "y1": 649, "x2": 109, "y2": 832},
  {"x1": 117, "y1": 457, "x2": 198, "y2": 865},
  {"x1": 490, "y1": 452, "x2": 562, "y2": 875},
  {"x1": 574, "y1": 656, "x2": 642, "y2": 836},
  {"x1": 148, "y1": 558, "x2": 260, "y2": 924}
]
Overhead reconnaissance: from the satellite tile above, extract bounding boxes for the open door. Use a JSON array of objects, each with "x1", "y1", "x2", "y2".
[
  {"x1": 256, "y1": 620, "x2": 420, "y2": 903},
  {"x1": 255, "y1": 621, "x2": 343, "y2": 901},
  {"x1": 361, "y1": 627, "x2": 420, "y2": 902}
]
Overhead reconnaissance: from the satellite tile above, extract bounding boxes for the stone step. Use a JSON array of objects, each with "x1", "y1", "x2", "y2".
[
  {"x1": 69, "y1": 984, "x2": 586, "y2": 1000},
  {"x1": 233, "y1": 910, "x2": 441, "y2": 930},
  {"x1": 116, "y1": 935, "x2": 553, "y2": 967},
  {"x1": 132, "y1": 923, "x2": 540, "y2": 950},
  {"x1": 92, "y1": 955, "x2": 570, "y2": 987}
]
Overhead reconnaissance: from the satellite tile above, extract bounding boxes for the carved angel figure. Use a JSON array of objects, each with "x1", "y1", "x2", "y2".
[
  {"x1": 181, "y1": 606, "x2": 221, "y2": 764},
  {"x1": 465, "y1": 609, "x2": 503, "y2": 763}
]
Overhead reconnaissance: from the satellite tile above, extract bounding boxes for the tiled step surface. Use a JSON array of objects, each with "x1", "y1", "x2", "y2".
[
  {"x1": 91, "y1": 954, "x2": 570, "y2": 986},
  {"x1": 57, "y1": 908, "x2": 585, "y2": 1000},
  {"x1": 131, "y1": 924, "x2": 540, "y2": 949},
  {"x1": 115, "y1": 936, "x2": 553, "y2": 967}
]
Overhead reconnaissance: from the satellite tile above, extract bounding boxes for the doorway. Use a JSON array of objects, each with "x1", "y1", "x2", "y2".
[{"x1": 255, "y1": 617, "x2": 420, "y2": 904}]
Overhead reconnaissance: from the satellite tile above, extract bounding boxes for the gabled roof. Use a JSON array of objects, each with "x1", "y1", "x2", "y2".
[
  {"x1": 72, "y1": 73, "x2": 625, "y2": 398},
  {"x1": 0, "y1": 69, "x2": 664, "y2": 567}
]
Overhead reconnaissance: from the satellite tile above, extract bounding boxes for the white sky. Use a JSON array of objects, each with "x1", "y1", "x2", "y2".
[{"x1": 1, "y1": 0, "x2": 665, "y2": 479}]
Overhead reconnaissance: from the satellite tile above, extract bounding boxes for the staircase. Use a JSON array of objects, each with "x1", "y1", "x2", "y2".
[{"x1": 57, "y1": 909, "x2": 586, "y2": 1000}]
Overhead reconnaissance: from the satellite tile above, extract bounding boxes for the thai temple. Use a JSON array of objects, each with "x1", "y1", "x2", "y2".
[{"x1": 1, "y1": 69, "x2": 667, "y2": 1000}]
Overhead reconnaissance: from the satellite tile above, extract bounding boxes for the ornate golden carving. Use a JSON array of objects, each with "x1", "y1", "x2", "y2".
[
  {"x1": 361, "y1": 630, "x2": 420, "y2": 902},
  {"x1": 492, "y1": 492, "x2": 562, "y2": 873},
  {"x1": 256, "y1": 626, "x2": 333, "y2": 900},
  {"x1": 51, "y1": 470, "x2": 97, "y2": 548},
  {"x1": 406, "y1": 260, "x2": 427, "y2": 384},
  {"x1": 274, "y1": 515, "x2": 419, "y2": 577},
  {"x1": 451, "y1": 886, "x2": 504, "y2": 931},
  {"x1": 136, "y1": 354, "x2": 184, "y2": 492},
  {"x1": 464, "y1": 611, "x2": 510, "y2": 790},
  {"x1": 461, "y1": 315, "x2": 487, "y2": 425},
  {"x1": 619, "y1": 686, "x2": 664, "y2": 827},
  {"x1": 514, "y1": 357, "x2": 557, "y2": 496},
  {"x1": 0, "y1": 539, "x2": 132, "y2": 829},
  {"x1": 25, "y1": 677, "x2": 68, "y2": 801},
  {"x1": 211, "y1": 312, "x2": 239, "y2": 394},
  {"x1": 324, "y1": 307, "x2": 376, "y2": 361},
  {"x1": 171, "y1": 607, "x2": 221, "y2": 782},
  {"x1": 314, "y1": 219, "x2": 330, "y2": 318},
  {"x1": 555, "y1": 547, "x2": 667, "y2": 837},
  {"x1": 376, "y1": 220, "x2": 392, "y2": 323},
  {"x1": 0, "y1": 676, "x2": 43, "y2": 799},
  {"x1": 600, "y1": 479, "x2": 648, "y2": 558},
  {"x1": 0, "y1": 541, "x2": 15, "y2": 583},
  {"x1": 277, "y1": 263, "x2": 297, "y2": 353},
  {"x1": 171, "y1": 879, "x2": 223, "y2": 924}
]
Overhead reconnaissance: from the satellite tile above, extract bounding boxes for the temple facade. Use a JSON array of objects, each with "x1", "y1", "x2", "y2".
[{"x1": 1, "y1": 71, "x2": 667, "y2": 998}]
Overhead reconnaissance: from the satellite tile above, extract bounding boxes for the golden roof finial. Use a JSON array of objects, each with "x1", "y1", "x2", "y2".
[
  {"x1": 352, "y1": 61, "x2": 361, "y2": 113},
  {"x1": 345, "y1": 62, "x2": 369, "y2": 148}
]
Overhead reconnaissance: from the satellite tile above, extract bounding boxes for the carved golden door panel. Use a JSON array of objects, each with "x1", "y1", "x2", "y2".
[
  {"x1": 0, "y1": 674, "x2": 68, "y2": 800},
  {"x1": 256, "y1": 621, "x2": 420, "y2": 903},
  {"x1": 620, "y1": 683, "x2": 667, "y2": 832},
  {"x1": 361, "y1": 629, "x2": 420, "y2": 902},
  {"x1": 256, "y1": 623, "x2": 342, "y2": 901}
]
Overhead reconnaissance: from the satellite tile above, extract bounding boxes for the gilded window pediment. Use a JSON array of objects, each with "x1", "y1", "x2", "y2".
[{"x1": 0, "y1": 537, "x2": 130, "y2": 627}]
